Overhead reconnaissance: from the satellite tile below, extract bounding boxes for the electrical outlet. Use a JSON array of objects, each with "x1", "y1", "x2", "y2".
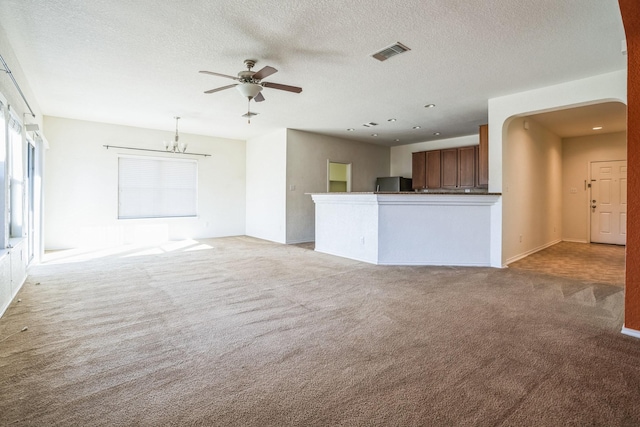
[{"x1": 519, "y1": 235, "x2": 523, "y2": 243}]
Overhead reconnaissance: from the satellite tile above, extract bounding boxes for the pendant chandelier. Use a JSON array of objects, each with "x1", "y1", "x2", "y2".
[{"x1": 164, "y1": 116, "x2": 188, "y2": 153}]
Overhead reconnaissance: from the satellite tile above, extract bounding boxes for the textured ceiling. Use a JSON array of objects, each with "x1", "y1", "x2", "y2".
[
  {"x1": 528, "y1": 102, "x2": 627, "y2": 138},
  {"x1": 0, "y1": 0, "x2": 627, "y2": 146}
]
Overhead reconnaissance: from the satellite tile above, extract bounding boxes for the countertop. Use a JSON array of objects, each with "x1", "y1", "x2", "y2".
[{"x1": 309, "y1": 191, "x2": 502, "y2": 196}]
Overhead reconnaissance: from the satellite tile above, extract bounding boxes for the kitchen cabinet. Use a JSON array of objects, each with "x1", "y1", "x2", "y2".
[
  {"x1": 458, "y1": 146, "x2": 476, "y2": 188},
  {"x1": 412, "y1": 150, "x2": 442, "y2": 189},
  {"x1": 441, "y1": 147, "x2": 475, "y2": 189},
  {"x1": 478, "y1": 124, "x2": 489, "y2": 187},
  {"x1": 412, "y1": 151, "x2": 426, "y2": 190},
  {"x1": 426, "y1": 150, "x2": 441, "y2": 188},
  {"x1": 412, "y1": 133, "x2": 486, "y2": 190},
  {"x1": 441, "y1": 149, "x2": 458, "y2": 189}
]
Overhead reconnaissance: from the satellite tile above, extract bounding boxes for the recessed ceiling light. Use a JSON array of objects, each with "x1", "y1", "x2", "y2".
[
  {"x1": 413, "y1": 126, "x2": 421, "y2": 129},
  {"x1": 593, "y1": 126, "x2": 603, "y2": 130},
  {"x1": 388, "y1": 118, "x2": 397, "y2": 122},
  {"x1": 433, "y1": 132, "x2": 441, "y2": 136},
  {"x1": 424, "y1": 104, "x2": 436, "y2": 108},
  {"x1": 394, "y1": 139, "x2": 400, "y2": 142},
  {"x1": 371, "y1": 133, "x2": 378, "y2": 137},
  {"x1": 347, "y1": 128, "x2": 355, "y2": 131}
]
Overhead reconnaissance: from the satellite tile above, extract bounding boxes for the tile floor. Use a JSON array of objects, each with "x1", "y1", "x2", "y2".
[{"x1": 508, "y1": 241, "x2": 625, "y2": 286}]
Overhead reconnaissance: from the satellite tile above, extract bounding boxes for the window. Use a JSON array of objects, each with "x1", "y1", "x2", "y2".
[
  {"x1": 0, "y1": 102, "x2": 5, "y2": 246},
  {"x1": 118, "y1": 156, "x2": 197, "y2": 219},
  {"x1": 8, "y1": 115, "x2": 23, "y2": 237}
]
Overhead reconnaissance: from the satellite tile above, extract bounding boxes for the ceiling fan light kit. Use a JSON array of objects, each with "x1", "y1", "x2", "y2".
[{"x1": 236, "y1": 83, "x2": 263, "y2": 99}]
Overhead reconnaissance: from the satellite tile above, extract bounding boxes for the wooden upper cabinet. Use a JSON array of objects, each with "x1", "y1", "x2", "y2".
[
  {"x1": 411, "y1": 142, "x2": 483, "y2": 191},
  {"x1": 441, "y1": 149, "x2": 458, "y2": 189},
  {"x1": 412, "y1": 151, "x2": 426, "y2": 189},
  {"x1": 458, "y1": 146, "x2": 476, "y2": 188},
  {"x1": 478, "y1": 124, "x2": 489, "y2": 188},
  {"x1": 426, "y1": 150, "x2": 441, "y2": 188}
]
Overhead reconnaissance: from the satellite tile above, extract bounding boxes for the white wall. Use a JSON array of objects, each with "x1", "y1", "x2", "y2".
[
  {"x1": 43, "y1": 116, "x2": 246, "y2": 249},
  {"x1": 390, "y1": 134, "x2": 479, "y2": 177},
  {"x1": 245, "y1": 129, "x2": 287, "y2": 243},
  {"x1": 562, "y1": 131, "x2": 627, "y2": 243},
  {"x1": 286, "y1": 130, "x2": 390, "y2": 244},
  {"x1": 0, "y1": 26, "x2": 43, "y2": 130},
  {"x1": 503, "y1": 117, "x2": 562, "y2": 264}
]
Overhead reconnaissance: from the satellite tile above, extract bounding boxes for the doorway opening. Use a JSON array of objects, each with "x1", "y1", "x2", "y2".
[
  {"x1": 503, "y1": 101, "x2": 627, "y2": 282},
  {"x1": 328, "y1": 161, "x2": 351, "y2": 193}
]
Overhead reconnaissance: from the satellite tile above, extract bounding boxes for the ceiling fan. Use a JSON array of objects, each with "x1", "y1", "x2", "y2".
[{"x1": 200, "y1": 59, "x2": 302, "y2": 103}]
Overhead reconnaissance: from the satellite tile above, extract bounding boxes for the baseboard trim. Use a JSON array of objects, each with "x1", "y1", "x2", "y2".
[
  {"x1": 562, "y1": 238, "x2": 589, "y2": 244},
  {"x1": 621, "y1": 326, "x2": 640, "y2": 339},
  {"x1": 286, "y1": 238, "x2": 315, "y2": 245},
  {"x1": 505, "y1": 239, "x2": 562, "y2": 266}
]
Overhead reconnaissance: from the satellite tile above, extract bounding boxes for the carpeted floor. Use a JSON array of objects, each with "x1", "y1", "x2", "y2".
[{"x1": 0, "y1": 237, "x2": 638, "y2": 426}]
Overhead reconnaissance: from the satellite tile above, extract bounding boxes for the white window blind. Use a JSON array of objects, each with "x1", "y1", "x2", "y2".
[{"x1": 118, "y1": 156, "x2": 197, "y2": 219}]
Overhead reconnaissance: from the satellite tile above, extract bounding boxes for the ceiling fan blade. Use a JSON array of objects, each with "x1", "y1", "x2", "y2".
[
  {"x1": 262, "y1": 82, "x2": 303, "y2": 93},
  {"x1": 254, "y1": 92, "x2": 265, "y2": 102},
  {"x1": 252, "y1": 66, "x2": 278, "y2": 80},
  {"x1": 199, "y1": 70, "x2": 239, "y2": 80},
  {"x1": 204, "y1": 84, "x2": 237, "y2": 94}
]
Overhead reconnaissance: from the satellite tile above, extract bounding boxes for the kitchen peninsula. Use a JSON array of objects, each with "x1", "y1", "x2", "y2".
[{"x1": 311, "y1": 192, "x2": 502, "y2": 268}]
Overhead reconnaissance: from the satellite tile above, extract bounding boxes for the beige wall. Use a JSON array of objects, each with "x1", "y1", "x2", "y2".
[
  {"x1": 562, "y1": 131, "x2": 627, "y2": 242},
  {"x1": 286, "y1": 130, "x2": 390, "y2": 244},
  {"x1": 503, "y1": 117, "x2": 562, "y2": 264}
]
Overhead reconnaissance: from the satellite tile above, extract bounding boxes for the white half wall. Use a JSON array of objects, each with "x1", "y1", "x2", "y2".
[
  {"x1": 246, "y1": 129, "x2": 287, "y2": 244},
  {"x1": 562, "y1": 131, "x2": 627, "y2": 243},
  {"x1": 503, "y1": 117, "x2": 562, "y2": 264},
  {"x1": 312, "y1": 193, "x2": 502, "y2": 267},
  {"x1": 43, "y1": 116, "x2": 246, "y2": 249},
  {"x1": 390, "y1": 134, "x2": 479, "y2": 177},
  {"x1": 286, "y1": 130, "x2": 390, "y2": 244}
]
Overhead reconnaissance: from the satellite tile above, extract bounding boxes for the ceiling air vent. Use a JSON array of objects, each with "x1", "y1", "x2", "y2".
[
  {"x1": 372, "y1": 42, "x2": 411, "y2": 62},
  {"x1": 362, "y1": 122, "x2": 378, "y2": 127}
]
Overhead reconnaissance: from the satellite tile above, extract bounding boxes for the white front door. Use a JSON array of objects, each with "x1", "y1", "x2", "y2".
[{"x1": 590, "y1": 160, "x2": 627, "y2": 245}]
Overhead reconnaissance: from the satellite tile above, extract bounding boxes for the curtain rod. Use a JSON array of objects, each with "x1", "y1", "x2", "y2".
[
  {"x1": 103, "y1": 145, "x2": 211, "y2": 157},
  {"x1": 0, "y1": 54, "x2": 36, "y2": 118}
]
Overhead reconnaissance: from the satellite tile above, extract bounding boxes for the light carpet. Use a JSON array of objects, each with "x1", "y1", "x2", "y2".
[{"x1": 0, "y1": 236, "x2": 638, "y2": 426}]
